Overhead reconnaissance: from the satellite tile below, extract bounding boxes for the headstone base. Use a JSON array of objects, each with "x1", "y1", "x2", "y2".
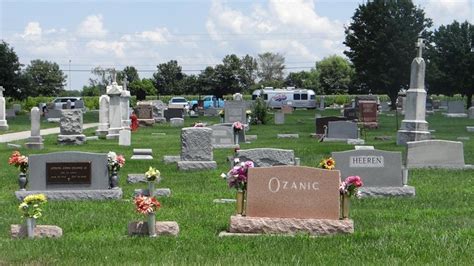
[
  {"x1": 133, "y1": 188, "x2": 171, "y2": 197},
  {"x1": 177, "y1": 161, "x2": 217, "y2": 171},
  {"x1": 324, "y1": 138, "x2": 364, "y2": 143},
  {"x1": 25, "y1": 136, "x2": 44, "y2": 149},
  {"x1": 163, "y1": 155, "x2": 181, "y2": 164},
  {"x1": 277, "y1": 134, "x2": 299, "y2": 139},
  {"x1": 0, "y1": 121, "x2": 8, "y2": 130},
  {"x1": 128, "y1": 221, "x2": 179, "y2": 237},
  {"x1": 396, "y1": 130, "x2": 431, "y2": 145},
  {"x1": 358, "y1": 186, "x2": 416, "y2": 198},
  {"x1": 226, "y1": 215, "x2": 353, "y2": 236},
  {"x1": 138, "y1": 119, "x2": 155, "y2": 126},
  {"x1": 57, "y1": 134, "x2": 86, "y2": 145},
  {"x1": 11, "y1": 224, "x2": 62, "y2": 239},
  {"x1": 130, "y1": 155, "x2": 153, "y2": 160},
  {"x1": 359, "y1": 122, "x2": 378, "y2": 129},
  {"x1": 443, "y1": 113, "x2": 467, "y2": 118},
  {"x1": 127, "y1": 174, "x2": 161, "y2": 184},
  {"x1": 213, "y1": 144, "x2": 240, "y2": 149},
  {"x1": 15, "y1": 189, "x2": 123, "y2": 201}
]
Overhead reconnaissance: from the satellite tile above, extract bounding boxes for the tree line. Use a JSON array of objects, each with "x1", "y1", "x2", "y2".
[{"x1": 0, "y1": 0, "x2": 472, "y2": 108}]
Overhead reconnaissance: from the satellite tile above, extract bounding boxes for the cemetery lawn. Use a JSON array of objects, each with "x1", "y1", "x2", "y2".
[{"x1": 0, "y1": 109, "x2": 472, "y2": 264}]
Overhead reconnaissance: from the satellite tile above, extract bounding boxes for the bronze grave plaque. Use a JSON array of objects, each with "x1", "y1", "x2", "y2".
[{"x1": 46, "y1": 162, "x2": 92, "y2": 185}]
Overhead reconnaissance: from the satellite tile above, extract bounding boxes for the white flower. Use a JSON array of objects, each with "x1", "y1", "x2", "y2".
[
  {"x1": 233, "y1": 158, "x2": 240, "y2": 165},
  {"x1": 220, "y1": 173, "x2": 227, "y2": 179}
]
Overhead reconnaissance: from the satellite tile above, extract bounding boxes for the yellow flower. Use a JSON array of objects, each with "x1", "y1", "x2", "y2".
[
  {"x1": 23, "y1": 194, "x2": 47, "y2": 204},
  {"x1": 323, "y1": 158, "x2": 336, "y2": 170},
  {"x1": 145, "y1": 166, "x2": 160, "y2": 181},
  {"x1": 246, "y1": 110, "x2": 252, "y2": 115}
]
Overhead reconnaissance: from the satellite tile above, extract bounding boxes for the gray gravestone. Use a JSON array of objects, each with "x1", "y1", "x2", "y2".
[
  {"x1": 131, "y1": 149, "x2": 153, "y2": 160},
  {"x1": 235, "y1": 148, "x2": 296, "y2": 167},
  {"x1": 332, "y1": 149, "x2": 415, "y2": 197},
  {"x1": 25, "y1": 107, "x2": 44, "y2": 149},
  {"x1": 214, "y1": 123, "x2": 246, "y2": 143},
  {"x1": 224, "y1": 101, "x2": 247, "y2": 123},
  {"x1": 170, "y1": 118, "x2": 184, "y2": 127},
  {"x1": 119, "y1": 129, "x2": 131, "y2": 146},
  {"x1": 57, "y1": 109, "x2": 86, "y2": 145},
  {"x1": 209, "y1": 125, "x2": 236, "y2": 148},
  {"x1": 178, "y1": 127, "x2": 217, "y2": 170},
  {"x1": 5, "y1": 109, "x2": 15, "y2": 118},
  {"x1": 106, "y1": 82, "x2": 123, "y2": 139},
  {"x1": 326, "y1": 121, "x2": 358, "y2": 140},
  {"x1": 406, "y1": 140, "x2": 470, "y2": 169},
  {"x1": 15, "y1": 151, "x2": 122, "y2": 200},
  {"x1": 0, "y1": 86, "x2": 8, "y2": 130},
  {"x1": 164, "y1": 108, "x2": 183, "y2": 121},
  {"x1": 274, "y1": 111, "x2": 284, "y2": 125},
  {"x1": 447, "y1": 101, "x2": 465, "y2": 114},
  {"x1": 96, "y1": 95, "x2": 109, "y2": 136},
  {"x1": 468, "y1": 106, "x2": 474, "y2": 119},
  {"x1": 12, "y1": 103, "x2": 21, "y2": 114}
]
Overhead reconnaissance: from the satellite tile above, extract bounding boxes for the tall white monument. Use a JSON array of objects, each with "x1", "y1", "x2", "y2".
[
  {"x1": 120, "y1": 77, "x2": 131, "y2": 128},
  {"x1": 397, "y1": 38, "x2": 431, "y2": 145},
  {"x1": 96, "y1": 94, "x2": 110, "y2": 136},
  {"x1": 0, "y1": 86, "x2": 9, "y2": 130},
  {"x1": 106, "y1": 72, "x2": 124, "y2": 139}
]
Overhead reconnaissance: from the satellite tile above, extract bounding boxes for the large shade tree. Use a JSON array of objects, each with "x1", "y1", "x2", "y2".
[
  {"x1": 23, "y1": 59, "x2": 67, "y2": 97},
  {"x1": 344, "y1": 0, "x2": 432, "y2": 108},
  {"x1": 315, "y1": 55, "x2": 354, "y2": 95},
  {"x1": 153, "y1": 60, "x2": 184, "y2": 95},
  {"x1": 0, "y1": 41, "x2": 24, "y2": 100},
  {"x1": 257, "y1": 52, "x2": 285, "y2": 87},
  {"x1": 427, "y1": 21, "x2": 474, "y2": 108}
]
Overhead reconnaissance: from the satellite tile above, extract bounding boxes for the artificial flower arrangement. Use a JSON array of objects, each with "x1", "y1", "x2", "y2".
[
  {"x1": 193, "y1": 122, "x2": 205, "y2": 127},
  {"x1": 145, "y1": 166, "x2": 160, "y2": 182},
  {"x1": 218, "y1": 109, "x2": 225, "y2": 118},
  {"x1": 220, "y1": 158, "x2": 254, "y2": 191},
  {"x1": 232, "y1": 121, "x2": 244, "y2": 132},
  {"x1": 246, "y1": 110, "x2": 252, "y2": 116},
  {"x1": 319, "y1": 157, "x2": 336, "y2": 170},
  {"x1": 107, "y1": 151, "x2": 125, "y2": 172},
  {"x1": 339, "y1": 176, "x2": 363, "y2": 197},
  {"x1": 19, "y1": 194, "x2": 47, "y2": 219},
  {"x1": 134, "y1": 195, "x2": 161, "y2": 215},
  {"x1": 9, "y1": 151, "x2": 28, "y2": 173}
]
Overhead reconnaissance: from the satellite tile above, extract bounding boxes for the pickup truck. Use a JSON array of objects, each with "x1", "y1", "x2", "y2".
[{"x1": 189, "y1": 95, "x2": 225, "y2": 111}]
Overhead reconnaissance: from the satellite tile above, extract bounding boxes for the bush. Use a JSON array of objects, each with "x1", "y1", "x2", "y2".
[{"x1": 251, "y1": 95, "x2": 268, "y2": 125}]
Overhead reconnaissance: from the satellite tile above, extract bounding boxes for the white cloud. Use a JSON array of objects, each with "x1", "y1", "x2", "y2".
[
  {"x1": 77, "y1": 14, "x2": 107, "y2": 38},
  {"x1": 418, "y1": 0, "x2": 472, "y2": 26},
  {"x1": 136, "y1": 27, "x2": 171, "y2": 43},
  {"x1": 22, "y1": 22, "x2": 42, "y2": 40},
  {"x1": 86, "y1": 40, "x2": 125, "y2": 57}
]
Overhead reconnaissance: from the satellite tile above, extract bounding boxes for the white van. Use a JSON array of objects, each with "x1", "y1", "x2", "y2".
[{"x1": 252, "y1": 87, "x2": 317, "y2": 109}]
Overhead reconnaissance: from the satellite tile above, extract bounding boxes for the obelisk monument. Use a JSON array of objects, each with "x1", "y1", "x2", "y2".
[{"x1": 397, "y1": 38, "x2": 431, "y2": 145}]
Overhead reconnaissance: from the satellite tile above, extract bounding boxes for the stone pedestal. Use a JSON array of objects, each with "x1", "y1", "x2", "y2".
[
  {"x1": 223, "y1": 215, "x2": 353, "y2": 236},
  {"x1": 11, "y1": 224, "x2": 63, "y2": 239},
  {"x1": 0, "y1": 93, "x2": 8, "y2": 130},
  {"x1": 397, "y1": 48, "x2": 430, "y2": 145},
  {"x1": 96, "y1": 95, "x2": 109, "y2": 136},
  {"x1": 128, "y1": 221, "x2": 179, "y2": 236},
  {"x1": 120, "y1": 90, "x2": 131, "y2": 128},
  {"x1": 57, "y1": 109, "x2": 86, "y2": 145},
  {"x1": 25, "y1": 107, "x2": 43, "y2": 149}
]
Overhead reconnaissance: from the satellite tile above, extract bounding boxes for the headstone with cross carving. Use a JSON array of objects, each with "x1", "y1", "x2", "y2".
[
  {"x1": 0, "y1": 86, "x2": 8, "y2": 130},
  {"x1": 397, "y1": 38, "x2": 431, "y2": 145}
]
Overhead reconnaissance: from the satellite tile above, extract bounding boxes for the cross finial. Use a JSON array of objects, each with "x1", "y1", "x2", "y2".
[{"x1": 415, "y1": 38, "x2": 425, "y2": 58}]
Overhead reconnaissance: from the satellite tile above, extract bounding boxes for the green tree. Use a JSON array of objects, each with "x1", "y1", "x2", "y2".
[
  {"x1": 257, "y1": 52, "x2": 285, "y2": 85},
  {"x1": 214, "y1": 54, "x2": 242, "y2": 97},
  {"x1": 285, "y1": 71, "x2": 310, "y2": 88},
  {"x1": 197, "y1": 66, "x2": 217, "y2": 96},
  {"x1": 427, "y1": 21, "x2": 474, "y2": 108},
  {"x1": 23, "y1": 59, "x2": 67, "y2": 97},
  {"x1": 81, "y1": 85, "x2": 101, "y2": 96},
  {"x1": 344, "y1": 0, "x2": 432, "y2": 108},
  {"x1": 315, "y1": 55, "x2": 354, "y2": 95},
  {"x1": 89, "y1": 66, "x2": 116, "y2": 95},
  {"x1": 153, "y1": 60, "x2": 184, "y2": 95},
  {"x1": 239, "y1": 54, "x2": 258, "y2": 92},
  {"x1": 117, "y1": 66, "x2": 140, "y2": 85},
  {"x1": 128, "y1": 78, "x2": 156, "y2": 96},
  {"x1": 0, "y1": 41, "x2": 24, "y2": 100}
]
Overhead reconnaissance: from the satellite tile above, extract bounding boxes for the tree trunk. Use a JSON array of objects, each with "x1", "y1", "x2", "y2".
[{"x1": 467, "y1": 93, "x2": 472, "y2": 109}]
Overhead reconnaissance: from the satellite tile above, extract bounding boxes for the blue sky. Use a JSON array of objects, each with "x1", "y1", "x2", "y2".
[{"x1": 0, "y1": 0, "x2": 472, "y2": 90}]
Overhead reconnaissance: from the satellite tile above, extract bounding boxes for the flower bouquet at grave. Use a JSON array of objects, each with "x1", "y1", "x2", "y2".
[
  {"x1": 19, "y1": 194, "x2": 47, "y2": 219},
  {"x1": 145, "y1": 166, "x2": 160, "y2": 182},
  {"x1": 218, "y1": 109, "x2": 225, "y2": 118},
  {"x1": 193, "y1": 122, "x2": 205, "y2": 127},
  {"x1": 107, "y1": 151, "x2": 125, "y2": 172},
  {"x1": 339, "y1": 175, "x2": 363, "y2": 219},
  {"x1": 246, "y1": 110, "x2": 252, "y2": 123},
  {"x1": 8, "y1": 151, "x2": 28, "y2": 173},
  {"x1": 134, "y1": 195, "x2": 161, "y2": 237},
  {"x1": 319, "y1": 157, "x2": 336, "y2": 170},
  {"x1": 220, "y1": 158, "x2": 254, "y2": 215},
  {"x1": 232, "y1": 121, "x2": 244, "y2": 132}
]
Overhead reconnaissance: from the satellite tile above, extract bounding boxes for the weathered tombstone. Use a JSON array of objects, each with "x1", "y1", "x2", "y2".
[
  {"x1": 319, "y1": 96, "x2": 325, "y2": 110},
  {"x1": 96, "y1": 95, "x2": 110, "y2": 136},
  {"x1": 14, "y1": 151, "x2": 122, "y2": 200},
  {"x1": 332, "y1": 149, "x2": 414, "y2": 197},
  {"x1": 281, "y1": 105, "x2": 293, "y2": 114},
  {"x1": 164, "y1": 108, "x2": 184, "y2": 121},
  {"x1": 214, "y1": 123, "x2": 246, "y2": 143},
  {"x1": 426, "y1": 98, "x2": 434, "y2": 114},
  {"x1": 440, "y1": 100, "x2": 448, "y2": 109},
  {"x1": 177, "y1": 127, "x2": 217, "y2": 170},
  {"x1": 315, "y1": 116, "x2": 348, "y2": 135},
  {"x1": 380, "y1": 102, "x2": 390, "y2": 112},
  {"x1": 223, "y1": 166, "x2": 353, "y2": 236},
  {"x1": 119, "y1": 129, "x2": 131, "y2": 146},
  {"x1": 325, "y1": 121, "x2": 359, "y2": 141},
  {"x1": 25, "y1": 107, "x2": 44, "y2": 149},
  {"x1": 224, "y1": 101, "x2": 247, "y2": 123},
  {"x1": 469, "y1": 107, "x2": 474, "y2": 119},
  {"x1": 274, "y1": 111, "x2": 284, "y2": 125},
  {"x1": 12, "y1": 103, "x2": 21, "y2": 114},
  {"x1": 358, "y1": 101, "x2": 378, "y2": 128},
  {"x1": 106, "y1": 81, "x2": 124, "y2": 139},
  {"x1": 397, "y1": 38, "x2": 431, "y2": 145},
  {"x1": 120, "y1": 88, "x2": 131, "y2": 127},
  {"x1": 45, "y1": 109, "x2": 62, "y2": 120},
  {"x1": 5, "y1": 109, "x2": 16, "y2": 118},
  {"x1": 0, "y1": 86, "x2": 8, "y2": 130},
  {"x1": 235, "y1": 148, "x2": 296, "y2": 167},
  {"x1": 170, "y1": 118, "x2": 184, "y2": 127},
  {"x1": 444, "y1": 101, "x2": 467, "y2": 117},
  {"x1": 135, "y1": 104, "x2": 155, "y2": 126},
  {"x1": 433, "y1": 100, "x2": 440, "y2": 110},
  {"x1": 57, "y1": 109, "x2": 86, "y2": 145},
  {"x1": 406, "y1": 140, "x2": 471, "y2": 169},
  {"x1": 131, "y1": 149, "x2": 153, "y2": 160},
  {"x1": 74, "y1": 100, "x2": 84, "y2": 110},
  {"x1": 343, "y1": 107, "x2": 357, "y2": 120},
  {"x1": 209, "y1": 125, "x2": 236, "y2": 149}
]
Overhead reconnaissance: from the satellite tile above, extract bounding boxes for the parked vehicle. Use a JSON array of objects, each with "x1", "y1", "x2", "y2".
[
  {"x1": 189, "y1": 95, "x2": 225, "y2": 111},
  {"x1": 50, "y1": 97, "x2": 84, "y2": 110},
  {"x1": 252, "y1": 87, "x2": 316, "y2": 109},
  {"x1": 168, "y1": 96, "x2": 190, "y2": 110}
]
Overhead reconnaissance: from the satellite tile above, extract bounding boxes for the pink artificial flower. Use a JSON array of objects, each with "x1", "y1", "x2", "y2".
[
  {"x1": 233, "y1": 121, "x2": 243, "y2": 131},
  {"x1": 244, "y1": 161, "x2": 254, "y2": 169},
  {"x1": 345, "y1": 176, "x2": 363, "y2": 188}
]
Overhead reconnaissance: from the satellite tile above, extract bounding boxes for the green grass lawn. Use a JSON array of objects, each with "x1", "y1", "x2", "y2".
[{"x1": 0, "y1": 109, "x2": 472, "y2": 264}]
